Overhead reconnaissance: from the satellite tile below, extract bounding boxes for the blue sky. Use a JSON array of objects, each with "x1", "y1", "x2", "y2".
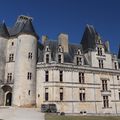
[{"x1": 0, "y1": 0, "x2": 120, "y2": 54}]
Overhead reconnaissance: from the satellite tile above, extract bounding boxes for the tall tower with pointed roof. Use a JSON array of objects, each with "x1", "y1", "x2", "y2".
[{"x1": 12, "y1": 15, "x2": 38, "y2": 106}]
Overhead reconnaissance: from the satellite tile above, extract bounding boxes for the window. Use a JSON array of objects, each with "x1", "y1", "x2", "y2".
[
  {"x1": 46, "y1": 47, "x2": 49, "y2": 52},
  {"x1": 7, "y1": 73, "x2": 12, "y2": 82},
  {"x1": 103, "y1": 96, "x2": 109, "y2": 108},
  {"x1": 45, "y1": 88, "x2": 48, "y2": 101},
  {"x1": 79, "y1": 72, "x2": 84, "y2": 83},
  {"x1": 11, "y1": 42, "x2": 14, "y2": 46},
  {"x1": 38, "y1": 94, "x2": 40, "y2": 98},
  {"x1": 27, "y1": 72, "x2": 32, "y2": 80},
  {"x1": 119, "y1": 92, "x2": 120, "y2": 100},
  {"x1": 77, "y1": 51, "x2": 80, "y2": 55},
  {"x1": 102, "y1": 80, "x2": 108, "y2": 91},
  {"x1": 60, "y1": 71, "x2": 63, "y2": 82},
  {"x1": 58, "y1": 46, "x2": 62, "y2": 52},
  {"x1": 76, "y1": 57, "x2": 82, "y2": 65},
  {"x1": 46, "y1": 46, "x2": 49, "y2": 52},
  {"x1": 117, "y1": 75, "x2": 119, "y2": 80},
  {"x1": 45, "y1": 71, "x2": 49, "y2": 82},
  {"x1": 28, "y1": 52, "x2": 32, "y2": 59},
  {"x1": 98, "y1": 59, "x2": 104, "y2": 68},
  {"x1": 9, "y1": 54, "x2": 14, "y2": 62},
  {"x1": 97, "y1": 47, "x2": 102, "y2": 56},
  {"x1": 28, "y1": 90, "x2": 31, "y2": 95},
  {"x1": 60, "y1": 88, "x2": 63, "y2": 101},
  {"x1": 114, "y1": 62, "x2": 117, "y2": 70},
  {"x1": 58, "y1": 54, "x2": 62, "y2": 63},
  {"x1": 46, "y1": 54, "x2": 49, "y2": 63},
  {"x1": 77, "y1": 49, "x2": 81, "y2": 55},
  {"x1": 79, "y1": 88, "x2": 85, "y2": 101}
]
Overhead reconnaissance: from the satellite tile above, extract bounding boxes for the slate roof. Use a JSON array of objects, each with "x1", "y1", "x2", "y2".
[
  {"x1": 118, "y1": 46, "x2": 120, "y2": 59},
  {"x1": 81, "y1": 24, "x2": 98, "y2": 52},
  {"x1": 0, "y1": 15, "x2": 38, "y2": 39},
  {"x1": 37, "y1": 40, "x2": 89, "y2": 64},
  {"x1": 0, "y1": 22, "x2": 9, "y2": 38}
]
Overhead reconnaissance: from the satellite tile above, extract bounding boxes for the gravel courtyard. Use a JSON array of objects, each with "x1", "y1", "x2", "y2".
[{"x1": 0, "y1": 107, "x2": 45, "y2": 120}]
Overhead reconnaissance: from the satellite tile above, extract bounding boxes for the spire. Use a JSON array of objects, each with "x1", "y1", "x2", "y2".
[
  {"x1": 81, "y1": 24, "x2": 97, "y2": 52},
  {"x1": 118, "y1": 45, "x2": 120, "y2": 59},
  {"x1": 0, "y1": 22, "x2": 9, "y2": 38}
]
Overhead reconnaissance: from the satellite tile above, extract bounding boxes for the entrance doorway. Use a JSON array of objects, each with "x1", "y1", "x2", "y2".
[
  {"x1": 1, "y1": 85, "x2": 12, "y2": 106},
  {"x1": 5, "y1": 92, "x2": 12, "y2": 106}
]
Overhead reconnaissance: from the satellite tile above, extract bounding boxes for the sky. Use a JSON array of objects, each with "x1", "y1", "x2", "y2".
[{"x1": 0, "y1": 0, "x2": 120, "y2": 54}]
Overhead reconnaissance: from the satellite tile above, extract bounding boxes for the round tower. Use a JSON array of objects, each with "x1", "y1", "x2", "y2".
[
  {"x1": 13, "y1": 16, "x2": 38, "y2": 107},
  {"x1": 0, "y1": 22, "x2": 9, "y2": 105}
]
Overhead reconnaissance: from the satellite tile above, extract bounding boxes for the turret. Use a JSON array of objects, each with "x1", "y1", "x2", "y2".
[
  {"x1": 0, "y1": 22, "x2": 9, "y2": 105},
  {"x1": 13, "y1": 15, "x2": 38, "y2": 107},
  {"x1": 81, "y1": 24, "x2": 101, "y2": 53}
]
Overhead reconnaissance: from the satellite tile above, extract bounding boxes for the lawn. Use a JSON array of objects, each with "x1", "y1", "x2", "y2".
[{"x1": 45, "y1": 114, "x2": 120, "y2": 120}]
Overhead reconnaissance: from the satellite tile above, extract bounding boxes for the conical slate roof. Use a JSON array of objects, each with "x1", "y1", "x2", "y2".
[
  {"x1": 8, "y1": 15, "x2": 39, "y2": 39},
  {"x1": 0, "y1": 22, "x2": 9, "y2": 38},
  {"x1": 20, "y1": 20, "x2": 38, "y2": 38}
]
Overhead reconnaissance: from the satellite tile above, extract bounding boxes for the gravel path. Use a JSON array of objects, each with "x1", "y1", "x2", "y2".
[{"x1": 0, "y1": 107, "x2": 45, "y2": 120}]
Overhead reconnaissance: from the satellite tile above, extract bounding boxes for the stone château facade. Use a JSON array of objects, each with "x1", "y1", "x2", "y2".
[{"x1": 0, "y1": 15, "x2": 120, "y2": 115}]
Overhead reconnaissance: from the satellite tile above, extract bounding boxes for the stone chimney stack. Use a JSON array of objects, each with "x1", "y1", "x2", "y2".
[
  {"x1": 58, "y1": 33, "x2": 68, "y2": 53},
  {"x1": 105, "y1": 40, "x2": 110, "y2": 52},
  {"x1": 42, "y1": 35, "x2": 48, "y2": 44}
]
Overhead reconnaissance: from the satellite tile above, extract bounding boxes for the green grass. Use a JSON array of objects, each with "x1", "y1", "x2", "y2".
[{"x1": 45, "y1": 114, "x2": 120, "y2": 120}]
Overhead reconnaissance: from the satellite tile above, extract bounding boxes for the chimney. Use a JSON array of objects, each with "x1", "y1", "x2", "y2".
[
  {"x1": 58, "y1": 33, "x2": 68, "y2": 53},
  {"x1": 42, "y1": 35, "x2": 48, "y2": 44},
  {"x1": 105, "y1": 41, "x2": 110, "y2": 52}
]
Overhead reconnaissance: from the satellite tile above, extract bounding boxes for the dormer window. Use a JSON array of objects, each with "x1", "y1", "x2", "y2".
[
  {"x1": 96, "y1": 39, "x2": 101, "y2": 44},
  {"x1": 114, "y1": 62, "x2": 118, "y2": 70},
  {"x1": 46, "y1": 54, "x2": 49, "y2": 63},
  {"x1": 97, "y1": 47, "x2": 102, "y2": 56},
  {"x1": 44, "y1": 46, "x2": 51, "y2": 63},
  {"x1": 58, "y1": 54, "x2": 62, "y2": 63},
  {"x1": 77, "y1": 51, "x2": 80, "y2": 55},
  {"x1": 76, "y1": 57, "x2": 82, "y2": 65},
  {"x1": 77, "y1": 49, "x2": 81, "y2": 55},
  {"x1": 47, "y1": 48, "x2": 49, "y2": 51},
  {"x1": 45, "y1": 46, "x2": 50, "y2": 52},
  {"x1": 58, "y1": 46, "x2": 63, "y2": 53}
]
